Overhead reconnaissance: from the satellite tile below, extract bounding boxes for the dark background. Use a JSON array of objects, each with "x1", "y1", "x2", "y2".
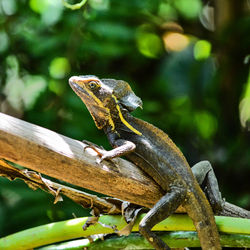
[{"x1": 0, "y1": 0, "x2": 249, "y2": 238}]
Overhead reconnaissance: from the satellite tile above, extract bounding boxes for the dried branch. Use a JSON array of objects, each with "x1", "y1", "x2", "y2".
[
  {"x1": 0, "y1": 159, "x2": 121, "y2": 214},
  {"x1": 0, "y1": 112, "x2": 163, "y2": 209}
]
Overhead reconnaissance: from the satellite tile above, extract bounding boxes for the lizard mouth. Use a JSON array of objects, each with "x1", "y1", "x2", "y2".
[
  {"x1": 69, "y1": 79, "x2": 103, "y2": 110},
  {"x1": 69, "y1": 79, "x2": 90, "y2": 98},
  {"x1": 69, "y1": 77, "x2": 110, "y2": 129}
]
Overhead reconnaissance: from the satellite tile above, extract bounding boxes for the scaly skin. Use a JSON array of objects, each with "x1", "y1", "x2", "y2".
[{"x1": 69, "y1": 75, "x2": 221, "y2": 249}]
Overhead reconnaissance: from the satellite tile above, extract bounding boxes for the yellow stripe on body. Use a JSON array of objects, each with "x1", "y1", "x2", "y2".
[{"x1": 112, "y1": 94, "x2": 142, "y2": 136}]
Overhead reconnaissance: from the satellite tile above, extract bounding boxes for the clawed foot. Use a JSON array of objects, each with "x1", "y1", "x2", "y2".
[
  {"x1": 96, "y1": 151, "x2": 114, "y2": 164},
  {"x1": 82, "y1": 140, "x2": 111, "y2": 163}
]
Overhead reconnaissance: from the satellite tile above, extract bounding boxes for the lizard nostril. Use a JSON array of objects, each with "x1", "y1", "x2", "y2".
[{"x1": 69, "y1": 76, "x2": 78, "y2": 84}]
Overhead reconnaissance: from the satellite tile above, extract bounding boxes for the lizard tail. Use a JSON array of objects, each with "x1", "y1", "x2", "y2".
[{"x1": 184, "y1": 186, "x2": 221, "y2": 250}]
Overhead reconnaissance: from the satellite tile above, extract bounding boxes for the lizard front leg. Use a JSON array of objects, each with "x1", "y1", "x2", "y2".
[
  {"x1": 192, "y1": 160, "x2": 223, "y2": 213},
  {"x1": 91, "y1": 129, "x2": 136, "y2": 162},
  {"x1": 96, "y1": 139, "x2": 136, "y2": 163},
  {"x1": 82, "y1": 130, "x2": 136, "y2": 163}
]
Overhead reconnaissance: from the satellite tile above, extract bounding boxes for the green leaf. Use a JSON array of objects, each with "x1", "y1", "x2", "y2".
[
  {"x1": 49, "y1": 57, "x2": 71, "y2": 79},
  {"x1": 239, "y1": 71, "x2": 250, "y2": 129},
  {"x1": 0, "y1": 31, "x2": 9, "y2": 53},
  {"x1": 194, "y1": 111, "x2": 218, "y2": 139},
  {"x1": 136, "y1": 28, "x2": 163, "y2": 58},
  {"x1": 194, "y1": 40, "x2": 212, "y2": 60},
  {"x1": 62, "y1": 0, "x2": 87, "y2": 10},
  {"x1": 173, "y1": 0, "x2": 202, "y2": 19},
  {"x1": 22, "y1": 75, "x2": 47, "y2": 110}
]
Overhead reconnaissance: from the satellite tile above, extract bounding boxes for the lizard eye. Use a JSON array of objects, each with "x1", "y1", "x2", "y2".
[{"x1": 88, "y1": 81, "x2": 99, "y2": 90}]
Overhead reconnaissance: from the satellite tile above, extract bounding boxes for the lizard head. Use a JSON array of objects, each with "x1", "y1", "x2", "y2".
[{"x1": 69, "y1": 75, "x2": 142, "y2": 131}]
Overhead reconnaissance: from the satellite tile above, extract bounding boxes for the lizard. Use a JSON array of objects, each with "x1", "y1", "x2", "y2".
[{"x1": 69, "y1": 75, "x2": 222, "y2": 250}]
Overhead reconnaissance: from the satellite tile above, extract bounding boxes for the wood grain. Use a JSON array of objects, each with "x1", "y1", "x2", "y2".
[{"x1": 0, "y1": 112, "x2": 164, "y2": 208}]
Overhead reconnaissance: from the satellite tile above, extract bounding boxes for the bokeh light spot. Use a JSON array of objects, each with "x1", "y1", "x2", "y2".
[
  {"x1": 194, "y1": 111, "x2": 218, "y2": 139},
  {"x1": 163, "y1": 32, "x2": 189, "y2": 52},
  {"x1": 49, "y1": 57, "x2": 70, "y2": 79},
  {"x1": 136, "y1": 31, "x2": 163, "y2": 58},
  {"x1": 194, "y1": 40, "x2": 211, "y2": 60}
]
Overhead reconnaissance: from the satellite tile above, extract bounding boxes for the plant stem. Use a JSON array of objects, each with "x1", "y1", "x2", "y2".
[{"x1": 0, "y1": 214, "x2": 249, "y2": 249}]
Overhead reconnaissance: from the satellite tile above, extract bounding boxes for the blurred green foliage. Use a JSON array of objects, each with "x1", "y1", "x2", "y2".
[{"x1": 0, "y1": 0, "x2": 249, "y2": 239}]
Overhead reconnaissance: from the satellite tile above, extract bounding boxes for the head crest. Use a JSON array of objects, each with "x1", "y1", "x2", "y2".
[{"x1": 102, "y1": 79, "x2": 142, "y2": 112}]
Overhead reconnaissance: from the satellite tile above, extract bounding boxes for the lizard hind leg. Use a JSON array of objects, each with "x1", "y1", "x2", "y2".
[
  {"x1": 139, "y1": 186, "x2": 186, "y2": 250},
  {"x1": 191, "y1": 161, "x2": 223, "y2": 213}
]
